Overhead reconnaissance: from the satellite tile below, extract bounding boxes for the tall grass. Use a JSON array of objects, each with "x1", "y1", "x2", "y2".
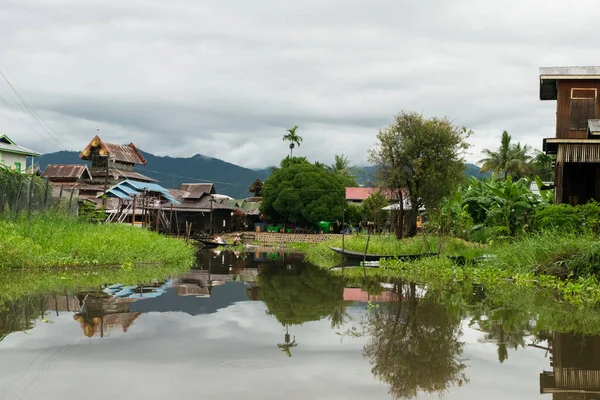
[
  {"x1": 303, "y1": 234, "x2": 486, "y2": 268},
  {"x1": 0, "y1": 212, "x2": 196, "y2": 269}
]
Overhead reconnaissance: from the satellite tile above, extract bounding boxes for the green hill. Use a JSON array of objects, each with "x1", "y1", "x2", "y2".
[
  {"x1": 37, "y1": 151, "x2": 271, "y2": 198},
  {"x1": 37, "y1": 151, "x2": 488, "y2": 197}
]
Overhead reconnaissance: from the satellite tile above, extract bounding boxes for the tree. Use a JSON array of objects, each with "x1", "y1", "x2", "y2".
[
  {"x1": 362, "y1": 284, "x2": 467, "y2": 399},
  {"x1": 326, "y1": 154, "x2": 358, "y2": 187},
  {"x1": 369, "y1": 111, "x2": 470, "y2": 238},
  {"x1": 361, "y1": 192, "x2": 389, "y2": 233},
  {"x1": 478, "y1": 131, "x2": 534, "y2": 180},
  {"x1": 282, "y1": 125, "x2": 303, "y2": 158},
  {"x1": 531, "y1": 150, "x2": 554, "y2": 181},
  {"x1": 260, "y1": 158, "x2": 345, "y2": 227}
]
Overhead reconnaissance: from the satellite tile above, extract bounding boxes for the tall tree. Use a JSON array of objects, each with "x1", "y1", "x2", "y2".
[
  {"x1": 260, "y1": 157, "x2": 344, "y2": 226},
  {"x1": 478, "y1": 131, "x2": 534, "y2": 180},
  {"x1": 369, "y1": 111, "x2": 470, "y2": 238},
  {"x1": 326, "y1": 154, "x2": 358, "y2": 187},
  {"x1": 361, "y1": 192, "x2": 389, "y2": 233},
  {"x1": 531, "y1": 150, "x2": 554, "y2": 182},
  {"x1": 282, "y1": 125, "x2": 303, "y2": 158}
]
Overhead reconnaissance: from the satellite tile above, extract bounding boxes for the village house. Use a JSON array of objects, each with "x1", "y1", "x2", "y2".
[
  {"x1": 540, "y1": 66, "x2": 600, "y2": 204},
  {"x1": 0, "y1": 134, "x2": 40, "y2": 172},
  {"x1": 345, "y1": 187, "x2": 401, "y2": 205},
  {"x1": 41, "y1": 164, "x2": 101, "y2": 198}
]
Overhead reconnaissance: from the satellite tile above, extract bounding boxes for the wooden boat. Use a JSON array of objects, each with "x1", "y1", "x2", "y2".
[
  {"x1": 198, "y1": 239, "x2": 232, "y2": 249},
  {"x1": 329, "y1": 247, "x2": 436, "y2": 262}
]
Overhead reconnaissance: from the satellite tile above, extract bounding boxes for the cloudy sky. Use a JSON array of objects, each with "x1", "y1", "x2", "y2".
[{"x1": 0, "y1": 0, "x2": 597, "y2": 168}]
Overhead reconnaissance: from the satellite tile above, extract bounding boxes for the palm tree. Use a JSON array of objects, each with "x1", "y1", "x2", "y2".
[
  {"x1": 282, "y1": 126, "x2": 303, "y2": 158},
  {"x1": 532, "y1": 150, "x2": 554, "y2": 181},
  {"x1": 277, "y1": 324, "x2": 298, "y2": 357},
  {"x1": 478, "y1": 131, "x2": 533, "y2": 179},
  {"x1": 326, "y1": 154, "x2": 358, "y2": 186}
]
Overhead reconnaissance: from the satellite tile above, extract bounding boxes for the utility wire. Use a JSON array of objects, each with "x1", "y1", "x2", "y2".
[{"x1": 0, "y1": 64, "x2": 71, "y2": 151}]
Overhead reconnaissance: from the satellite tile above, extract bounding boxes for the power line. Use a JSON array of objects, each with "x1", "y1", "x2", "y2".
[{"x1": 0, "y1": 65, "x2": 71, "y2": 151}]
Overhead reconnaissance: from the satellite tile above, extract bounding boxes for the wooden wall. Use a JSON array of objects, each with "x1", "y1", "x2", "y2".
[{"x1": 556, "y1": 80, "x2": 600, "y2": 139}]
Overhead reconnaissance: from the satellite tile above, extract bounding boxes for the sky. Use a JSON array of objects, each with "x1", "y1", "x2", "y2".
[{"x1": 0, "y1": 0, "x2": 598, "y2": 169}]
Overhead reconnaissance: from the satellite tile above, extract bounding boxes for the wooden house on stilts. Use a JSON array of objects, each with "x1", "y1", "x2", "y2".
[{"x1": 541, "y1": 67, "x2": 600, "y2": 204}]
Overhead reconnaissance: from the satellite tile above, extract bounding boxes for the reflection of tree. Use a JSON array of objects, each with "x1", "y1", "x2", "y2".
[
  {"x1": 259, "y1": 264, "x2": 349, "y2": 356},
  {"x1": 362, "y1": 283, "x2": 467, "y2": 399},
  {"x1": 473, "y1": 307, "x2": 534, "y2": 363},
  {"x1": 277, "y1": 324, "x2": 298, "y2": 357},
  {"x1": 0, "y1": 294, "x2": 47, "y2": 343}
]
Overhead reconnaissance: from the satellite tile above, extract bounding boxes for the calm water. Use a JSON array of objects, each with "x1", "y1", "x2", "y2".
[{"x1": 0, "y1": 250, "x2": 594, "y2": 399}]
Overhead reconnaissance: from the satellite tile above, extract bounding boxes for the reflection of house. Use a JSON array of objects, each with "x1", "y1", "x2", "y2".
[
  {"x1": 0, "y1": 135, "x2": 40, "y2": 172},
  {"x1": 540, "y1": 67, "x2": 600, "y2": 204},
  {"x1": 343, "y1": 288, "x2": 397, "y2": 303},
  {"x1": 539, "y1": 332, "x2": 600, "y2": 398}
]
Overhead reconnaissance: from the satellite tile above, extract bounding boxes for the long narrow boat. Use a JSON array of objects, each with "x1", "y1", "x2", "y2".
[
  {"x1": 198, "y1": 239, "x2": 232, "y2": 249},
  {"x1": 329, "y1": 247, "x2": 467, "y2": 266},
  {"x1": 329, "y1": 247, "x2": 436, "y2": 262}
]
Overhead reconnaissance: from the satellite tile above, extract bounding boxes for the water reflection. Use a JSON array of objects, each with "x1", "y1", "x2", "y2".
[
  {"x1": 2, "y1": 249, "x2": 600, "y2": 399},
  {"x1": 361, "y1": 283, "x2": 468, "y2": 399}
]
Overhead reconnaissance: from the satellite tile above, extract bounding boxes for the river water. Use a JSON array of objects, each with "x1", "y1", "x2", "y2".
[{"x1": 0, "y1": 249, "x2": 594, "y2": 399}]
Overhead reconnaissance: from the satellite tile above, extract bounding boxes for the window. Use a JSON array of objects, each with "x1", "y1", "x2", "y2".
[
  {"x1": 570, "y1": 88, "x2": 597, "y2": 130},
  {"x1": 14, "y1": 161, "x2": 21, "y2": 171}
]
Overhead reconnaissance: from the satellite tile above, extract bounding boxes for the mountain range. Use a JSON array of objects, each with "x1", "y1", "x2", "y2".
[{"x1": 36, "y1": 151, "x2": 488, "y2": 198}]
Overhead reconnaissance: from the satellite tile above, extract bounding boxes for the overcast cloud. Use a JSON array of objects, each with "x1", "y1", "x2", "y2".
[{"x1": 0, "y1": 0, "x2": 598, "y2": 168}]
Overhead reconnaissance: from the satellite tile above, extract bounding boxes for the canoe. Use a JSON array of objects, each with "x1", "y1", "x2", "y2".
[
  {"x1": 198, "y1": 239, "x2": 231, "y2": 249},
  {"x1": 329, "y1": 247, "x2": 436, "y2": 262}
]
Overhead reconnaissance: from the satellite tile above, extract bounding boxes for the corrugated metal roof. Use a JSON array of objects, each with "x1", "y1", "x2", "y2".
[
  {"x1": 539, "y1": 66, "x2": 600, "y2": 100},
  {"x1": 43, "y1": 164, "x2": 92, "y2": 180},
  {"x1": 540, "y1": 66, "x2": 600, "y2": 77},
  {"x1": 114, "y1": 170, "x2": 158, "y2": 182},
  {"x1": 102, "y1": 180, "x2": 179, "y2": 204},
  {"x1": 80, "y1": 135, "x2": 146, "y2": 165},
  {"x1": 106, "y1": 188, "x2": 133, "y2": 200},
  {"x1": 180, "y1": 183, "x2": 215, "y2": 199},
  {"x1": 0, "y1": 141, "x2": 40, "y2": 156}
]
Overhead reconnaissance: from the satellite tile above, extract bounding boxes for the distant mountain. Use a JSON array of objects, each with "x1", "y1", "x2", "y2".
[
  {"x1": 36, "y1": 150, "x2": 489, "y2": 198},
  {"x1": 37, "y1": 151, "x2": 271, "y2": 198},
  {"x1": 354, "y1": 163, "x2": 489, "y2": 186}
]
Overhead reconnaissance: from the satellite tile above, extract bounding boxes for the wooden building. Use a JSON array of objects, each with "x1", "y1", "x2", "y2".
[
  {"x1": 541, "y1": 66, "x2": 600, "y2": 204},
  {"x1": 42, "y1": 164, "x2": 102, "y2": 198},
  {"x1": 539, "y1": 332, "x2": 600, "y2": 399},
  {"x1": 79, "y1": 135, "x2": 157, "y2": 186}
]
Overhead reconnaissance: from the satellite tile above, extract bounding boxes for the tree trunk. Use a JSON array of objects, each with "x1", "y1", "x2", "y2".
[{"x1": 395, "y1": 190, "x2": 404, "y2": 240}]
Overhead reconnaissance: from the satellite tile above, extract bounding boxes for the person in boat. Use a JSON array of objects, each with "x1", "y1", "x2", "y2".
[
  {"x1": 213, "y1": 235, "x2": 225, "y2": 244},
  {"x1": 233, "y1": 234, "x2": 242, "y2": 246}
]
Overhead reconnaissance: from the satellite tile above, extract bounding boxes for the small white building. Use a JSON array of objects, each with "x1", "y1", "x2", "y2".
[{"x1": 0, "y1": 135, "x2": 41, "y2": 172}]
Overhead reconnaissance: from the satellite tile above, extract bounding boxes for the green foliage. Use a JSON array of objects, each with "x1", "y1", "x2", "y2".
[
  {"x1": 326, "y1": 154, "x2": 358, "y2": 187},
  {"x1": 369, "y1": 111, "x2": 471, "y2": 237},
  {"x1": 0, "y1": 212, "x2": 196, "y2": 269},
  {"x1": 303, "y1": 234, "x2": 484, "y2": 268},
  {"x1": 478, "y1": 130, "x2": 534, "y2": 180},
  {"x1": 258, "y1": 263, "x2": 347, "y2": 325},
  {"x1": 361, "y1": 192, "x2": 388, "y2": 231},
  {"x1": 0, "y1": 168, "x2": 52, "y2": 215},
  {"x1": 78, "y1": 200, "x2": 106, "y2": 223},
  {"x1": 345, "y1": 203, "x2": 363, "y2": 227},
  {"x1": 260, "y1": 157, "x2": 345, "y2": 226},
  {"x1": 535, "y1": 201, "x2": 600, "y2": 234},
  {"x1": 282, "y1": 125, "x2": 303, "y2": 157}
]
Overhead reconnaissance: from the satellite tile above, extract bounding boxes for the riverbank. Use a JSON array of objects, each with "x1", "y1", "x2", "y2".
[
  {"x1": 298, "y1": 232, "x2": 600, "y2": 308},
  {"x1": 0, "y1": 213, "x2": 196, "y2": 269}
]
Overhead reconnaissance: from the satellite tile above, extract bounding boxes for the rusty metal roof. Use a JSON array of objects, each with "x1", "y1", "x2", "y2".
[
  {"x1": 113, "y1": 170, "x2": 158, "y2": 182},
  {"x1": 180, "y1": 183, "x2": 215, "y2": 199},
  {"x1": 43, "y1": 164, "x2": 92, "y2": 180},
  {"x1": 79, "y1": 135, "x2": 147, "y2": 165}
]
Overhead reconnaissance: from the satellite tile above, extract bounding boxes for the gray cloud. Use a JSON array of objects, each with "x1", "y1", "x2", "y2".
[{"x1": 0, "y1": 0, "x2": 598, "y2": 169}]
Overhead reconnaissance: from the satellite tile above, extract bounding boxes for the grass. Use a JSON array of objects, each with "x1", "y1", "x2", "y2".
[
  {"x1": 0, "y1": 263, "x2": 191, "y2": 308},
  {"x1": 302, "y1": 234, "x2": 486, "y2": 268},
  {"x1": 0, "y1": 212, "x2": 196, "y2": 269}
]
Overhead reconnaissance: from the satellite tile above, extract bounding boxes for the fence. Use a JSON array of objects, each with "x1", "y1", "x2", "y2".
[{"x1": 0, "y1": 168, "x2": 79, "y2": 217}]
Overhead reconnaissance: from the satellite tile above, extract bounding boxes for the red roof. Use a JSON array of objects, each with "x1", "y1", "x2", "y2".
[
  {"x1": 345, "y1": 187, "x2": 404, "y2": 201},
  {"x1": 343, "y1": 288, "x2": 396, "y2": 303}
]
